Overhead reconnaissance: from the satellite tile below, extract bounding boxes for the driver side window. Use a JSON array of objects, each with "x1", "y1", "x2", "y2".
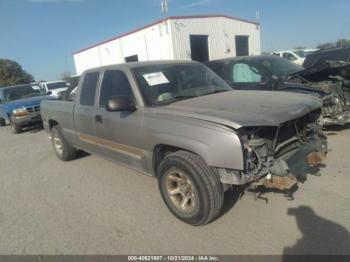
[
  {"x1": 231, "y1": 63, "x2": 262, "y2": 83},
  {"x1": 99, "y1": 70, "x2": 134, "y2": 107}
]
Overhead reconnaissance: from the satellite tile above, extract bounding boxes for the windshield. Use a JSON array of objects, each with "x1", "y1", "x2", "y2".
[
  {"x1": 132, "y1": 63, "x2": 232, "y2": 105},
  {"x1": 46, "y1": 81, "x2": 69, "y2": 90},
  {"x1": 254, "y1": 56, "x2": 304, "y2": 77},
  {"x1": 2, "y1": 85, "x2": 45, "y2": 102},
  {"x1": 293, "y1": 50, "x2": 307, "y2": 58}
]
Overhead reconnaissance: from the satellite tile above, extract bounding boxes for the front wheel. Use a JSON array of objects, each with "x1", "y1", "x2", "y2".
[
  {"x1": 11, "y1": 122, "x2": 22, "y2": 134},
  {"x1": 51, "y1": 125, "x2": 77, "y2": 161},
  {"x1": 158, "y1": 150, "x2": 224, "y2": 226}
]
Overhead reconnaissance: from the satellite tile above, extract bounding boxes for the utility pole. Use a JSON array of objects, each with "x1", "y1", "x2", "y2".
[
  {"x1": 256, "y1": 10, "x2": 260, "y2": 22},
  {"x1": 161, "y1": 0, "x2": 168, "y2": 15},
  {"x1": 160, "y1": 0, "x2": 169, "y2": 34}
]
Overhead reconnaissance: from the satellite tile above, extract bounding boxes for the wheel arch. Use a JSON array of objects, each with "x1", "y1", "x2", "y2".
[
  {"x1": 151, "y1": 131, "x2": 244, "y2": 177},
  {"x1": 48, "y1": 119, "x2": 59, "y2": 130}
]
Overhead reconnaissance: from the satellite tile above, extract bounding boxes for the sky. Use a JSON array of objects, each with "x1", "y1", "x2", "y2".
[{"x1": 0, "y1": 0, "x2": 350, "y2": 80}]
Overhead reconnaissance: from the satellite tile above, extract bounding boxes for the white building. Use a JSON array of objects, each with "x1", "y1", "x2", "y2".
[{"x1": 73, "y1": 14, "x2": 261, "y2": 75}]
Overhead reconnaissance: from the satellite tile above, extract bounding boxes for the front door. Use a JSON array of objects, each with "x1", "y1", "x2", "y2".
[{"x1": 94, "y1": 69, "x2": 144, "y2": 170}]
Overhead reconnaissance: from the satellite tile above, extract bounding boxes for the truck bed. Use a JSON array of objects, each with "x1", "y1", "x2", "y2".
[{"x1": 41, "y1": 99, "x2": 76, "y2": 137}]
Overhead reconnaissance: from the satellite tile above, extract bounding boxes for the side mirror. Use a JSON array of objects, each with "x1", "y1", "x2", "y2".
[
  {"x1": 106, "y1": 96, "x2": 136, "y2": 112},
  {"x1": 46, "y1": 91, "x2": 52, "y2": 95}
]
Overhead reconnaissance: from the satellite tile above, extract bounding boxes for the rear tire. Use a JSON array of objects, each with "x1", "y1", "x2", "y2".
[
  {"x1": 51, "y1": 125, "x2": 77, "y2": 161},
  {"x1": 158, "y1": 150, "x2": 224, "y2": 226},
  {"x1": 0, "y1": 118, "x2": 5, "y2": 127}
]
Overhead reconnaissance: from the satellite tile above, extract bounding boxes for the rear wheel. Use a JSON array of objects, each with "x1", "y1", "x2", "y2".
[
  {"x1": 51, "y1": 125, "x2": 77, "y2": 161},
  {"x1": 0, "y1": 118, "x2": 6, "y2": 127},
  {"x1": 158, "y1": 150, "x2": 224, "y2": 226}
]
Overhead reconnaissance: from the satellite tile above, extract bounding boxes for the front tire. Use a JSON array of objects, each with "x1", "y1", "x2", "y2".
[
  {"x1": 11, "y1": 122, "x2": 22, "y2": 134},
  {"x1": 158, "y1": 150, "x2": 224, "y2": 226},
  {"x1": 51, "y1": 125, "x2": 77, "y2": 161}
]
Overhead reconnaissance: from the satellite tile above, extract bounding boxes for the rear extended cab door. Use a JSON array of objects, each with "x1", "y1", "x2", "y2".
[{"x1": 74, "y1": 70, "x2": 101, "y2": 153}]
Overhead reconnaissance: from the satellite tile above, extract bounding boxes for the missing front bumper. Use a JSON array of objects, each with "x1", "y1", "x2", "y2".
[
  {"x1": 218, "y1": 138, "x2": 327, "y2": 190},
  {"x1": 323, "y1": 110, "x2": 350, "y2": 126}
]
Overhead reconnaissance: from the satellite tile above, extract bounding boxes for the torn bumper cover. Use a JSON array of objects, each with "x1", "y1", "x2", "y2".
[
  {"x1": 218, "y1": 124, "x2": 328, "y2": 190},
  {"x1": 264, "y1": 140, "x2": 327, "y2": 190},
  {"x1": 320, "y1": 89, "x2": 350, "y2": 126},
  {"x1": 322, "y1": 109, "x2": 350, "y2": 126}
]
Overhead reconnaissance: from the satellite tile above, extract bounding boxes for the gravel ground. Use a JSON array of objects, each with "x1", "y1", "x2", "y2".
[{"x1": 0, "y1": 126, "x2": 349, "y2": 255}]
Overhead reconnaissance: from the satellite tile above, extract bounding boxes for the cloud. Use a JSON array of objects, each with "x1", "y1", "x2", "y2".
[{"x1": 182, "y1": 0, "x2": 213, "y2": 8}]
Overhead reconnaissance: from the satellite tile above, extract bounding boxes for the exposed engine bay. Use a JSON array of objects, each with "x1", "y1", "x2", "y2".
[
  {"x1": 290, "y1": 61, "x2": 350, "y2": 126},
  {"x1": 218, "y1": 109, "x2": 327, "y2": 190}
]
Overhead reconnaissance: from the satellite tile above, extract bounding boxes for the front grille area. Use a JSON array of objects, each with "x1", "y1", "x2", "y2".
[
  {"x1": 25, "y1": 106, "x2": 40, "y2": 113},
  {"x1": 274, "y1": 110, "x2": 320, "y2": 158}
]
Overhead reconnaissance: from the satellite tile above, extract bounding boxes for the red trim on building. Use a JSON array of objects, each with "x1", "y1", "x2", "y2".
[{"x1": 73, "y1": 14, "x2": 259, "y2": 55}]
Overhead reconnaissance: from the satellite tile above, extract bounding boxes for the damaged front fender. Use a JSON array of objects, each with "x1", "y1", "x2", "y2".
[{"x1": 217, "y1": 117, "x2": 328, "y2": 190}]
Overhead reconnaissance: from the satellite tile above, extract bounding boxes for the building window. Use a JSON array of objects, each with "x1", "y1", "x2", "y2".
[
  {"x1": 235, "y1": 35, "x2": 249, "y2": 56},
  {"x1": 125, "y1": 55, "x2": 139, "y2": 63}
]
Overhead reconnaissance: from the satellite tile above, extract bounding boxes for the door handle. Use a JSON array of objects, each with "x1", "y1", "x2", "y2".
[{"x1": 95, "y1": 115, "x2": 103, "y2": 123}]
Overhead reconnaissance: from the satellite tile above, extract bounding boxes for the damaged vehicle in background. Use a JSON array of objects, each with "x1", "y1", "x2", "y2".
[
  {"x1": 41, "y1": 61, "x2": 327, "y2": 225},
  {"x1": 206, "y1": 55, "x2": 350, "y2": 126},
  {"x1": 303, "y1": 47, "x2": 350, "y2": 68}
]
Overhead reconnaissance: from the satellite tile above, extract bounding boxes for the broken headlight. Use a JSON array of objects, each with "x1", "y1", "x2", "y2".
[{"x1": 243, "y1": 135, "x2": 270, "y2": 175}]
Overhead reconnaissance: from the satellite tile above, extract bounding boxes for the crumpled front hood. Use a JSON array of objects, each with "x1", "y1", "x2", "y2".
[
  {"x1": 154, "y1": 90, "x2": 322, "y2": 129},
  {"x1": 280, "y1": 81, "x2": 329, "y2": 97}
]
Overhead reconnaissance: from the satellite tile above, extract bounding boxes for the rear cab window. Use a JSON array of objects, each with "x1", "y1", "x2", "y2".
[{"x1": 79, "y1": 72, "x2": 100, "y2": 106}]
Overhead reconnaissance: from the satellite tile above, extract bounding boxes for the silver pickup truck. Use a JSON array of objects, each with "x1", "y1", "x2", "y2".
[{"x1": 41, "y1": 61, "x2": 327, "y2": 225}]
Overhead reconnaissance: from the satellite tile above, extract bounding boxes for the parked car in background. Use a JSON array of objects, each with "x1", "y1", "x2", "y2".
[
  {"x1": 39, "y1": 80, "x2": 70, "y2": 98},
  {"x1": 0, "y1": 84, "x2": 55, "y2": 133},
  {"x1": 206, "y1": 56, "x2": 350, "y2": 126},
  {"x1": 41, "y1": 61, "x2": 327, "y2": 225},
  {"x1": 272, "y1": 50, "x2": 306, "y2": 65},
  {"x1": 303, "y1": 47, "x2": 350, "y2": 68}
]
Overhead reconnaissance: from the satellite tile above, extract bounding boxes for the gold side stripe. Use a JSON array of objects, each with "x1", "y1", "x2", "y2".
[{"x1": 78, "y1": 133, "x2": 143, "y2": 159}]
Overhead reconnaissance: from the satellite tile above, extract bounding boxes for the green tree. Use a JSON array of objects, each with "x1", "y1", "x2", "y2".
[
  {"x1": 317, "y1": 42, "x2": 335, "y2": 50},
  {"x1": 335, "y1": 39, "x2": 350, "y2": 48},
  {"x1": 317, "y1": 39, "x2": 350, "y2": 50},
  {"x1": 0, "y1": 59, "x2": 34, "y2": 87}
]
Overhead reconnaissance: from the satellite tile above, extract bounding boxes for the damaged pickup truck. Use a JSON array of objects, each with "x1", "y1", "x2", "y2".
[
  {"x1": 206, "y1": 56, "x2": 350, "y2": 126},
  {"x1": 41, "y1": 61, "x2": 327, "y2": 225}
]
